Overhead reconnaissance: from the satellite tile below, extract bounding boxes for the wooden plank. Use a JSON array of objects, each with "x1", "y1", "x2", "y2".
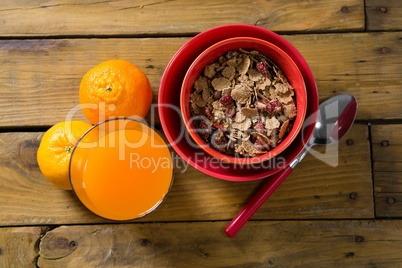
[
  {"x1": 284, "y1": 32, "x2": 402, "y2": 121},
  {"x1": 0, "y1": 38, "x2": 177, "y2": 127},
  {"x1": 37, "y1": 220, "x2": 402, "y2": 267},
  {"x1": 0, "y1": 32, "x2": 401, "y2": 128},
  {"x1": 372, "y1": 124, "x2": 402, "y2": 169},
  {"x1": 374, "y1": 171, "x2": 402, "y2": 193},
  {"x1": 375, "y1": 193, "x2": 402, "y2": 218},
  {"x1": 372, "y1": 124, "x2": 402, "y2": 218},
  {"x1": 0, "y1": 132, "x2": 105, "y2": 225},
  {"x1": 0, "y1": 0, "x2": 364, "y2": 37},
  {"x1": 366, "y1": 0, "x2": 402, "y2": 31},
  {"x1": 0, "y1": 227, "x2": 41, "y2": 267},
  {"x1": 0, "y1": 124, "x2": 372, "y2": 226}
]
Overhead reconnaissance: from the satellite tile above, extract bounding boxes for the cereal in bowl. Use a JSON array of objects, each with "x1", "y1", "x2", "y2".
[{"x1": 189, "y1": 49, "x2": 297, "y2": 158}]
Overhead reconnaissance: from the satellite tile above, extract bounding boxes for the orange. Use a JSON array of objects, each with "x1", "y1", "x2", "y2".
[
  {"x1": 37, "y1": 121, "x2": 95, "y2": 190},
  {"x1": 79, "y1": 59, "x2": 153, "y2": 124}
]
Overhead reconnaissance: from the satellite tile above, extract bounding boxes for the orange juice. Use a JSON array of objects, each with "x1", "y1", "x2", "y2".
[{"x1": 70, "y1": 119, "x2": 173, "y2": 221}]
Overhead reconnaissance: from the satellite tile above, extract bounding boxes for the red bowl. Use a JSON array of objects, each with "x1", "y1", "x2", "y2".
[
  {"x1": 159, "y1": 24, "x2": 318, "y2": 181},
  {"x1": 180, "y1": 37, "x2": 307, "y2": 164}
]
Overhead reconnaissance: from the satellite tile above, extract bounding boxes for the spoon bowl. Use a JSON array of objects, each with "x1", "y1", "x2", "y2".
[{"x1": 314, "y1": 94, "x2": 358, "y2": 146}]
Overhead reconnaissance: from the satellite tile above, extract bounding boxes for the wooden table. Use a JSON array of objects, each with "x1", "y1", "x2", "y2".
[{"x1": 1, "y1": 1, "x2": 401, "y2": 267}]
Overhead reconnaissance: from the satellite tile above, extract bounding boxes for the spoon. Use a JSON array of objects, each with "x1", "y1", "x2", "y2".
[{"x1": 225, "y1": 94, "x2": 358, "y2": 237}]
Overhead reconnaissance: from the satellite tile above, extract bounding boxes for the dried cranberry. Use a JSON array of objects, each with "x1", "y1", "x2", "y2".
[
  {"x1": 270, "y1": 100, "x2": 282, "y2": 114},
  {"x1": 197, "y1": 119, "x2": 209, "y2": 129},
  {"x1": 204, "y1": 107, "x2": 213, "y2": 119},
  {"x1": 252, "y1": 132, "x2": 271, "y2": 150},
  {"x1": 212, "y1": 122, "x2": 227, "y2": 131},
  {"x1": 255, "y1": 98, "x2": 273, "y2": 114},
  {"x1": 196, "y1": 119, "x2": 211, "y2": 140},
  {"x1": 254, "y1": 139, "x2": 270, "y2": 151},
  {"x1": 256, "y1": 62, "x2": 270, "y2": 78},
  {"x1": 256, "y1": 99, "x2": 282, "y2": 114},
  {"x1": 219, "y1": 95, "x2": 233, "y2": 106},
  {"x1": 265, "y1": 102, "x2": 274, "y2": 114},
  {"x1": 254, "y1": 140, "x2": 264, "y2": 151},
  {"x1": 255, "y1": 120, "x2": 265, "y2": 133},
  {"x1": 211, "y1": 130, "x2": 228, "y2": 153},
  {"x1": 224, "y1": 106, "x2": 236, "y2": 118}
]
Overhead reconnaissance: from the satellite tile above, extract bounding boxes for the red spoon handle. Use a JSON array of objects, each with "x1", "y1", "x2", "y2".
[{"x1": 224, "y1": 165, "x2": 294, "y2": 237}]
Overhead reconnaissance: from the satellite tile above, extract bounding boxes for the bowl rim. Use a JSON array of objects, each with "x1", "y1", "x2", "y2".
[
  {"x1": 180, "y1": 36, "x2": 307, "y2": 165},
  {"x1": 68, "y1": 118, "x2": 175, "y2": 222}
]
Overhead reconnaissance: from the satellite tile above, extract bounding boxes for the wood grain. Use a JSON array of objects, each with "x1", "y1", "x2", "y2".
[
  {"x1": 372, "y1": 124, "x2": 402, "y2": 218},
  {"x1": 0, "y1": 124, "x2": 372, "y2": 226},
  {"x1": 366, "y1": 0, "x2": 402, "y2": 31},
  {"x1": 0, "y1": 38, "x2": 176, "y2": 127},
  {"x1": 0, "y1": 32, "x2": 401, "y2": 128},
  {"x1": 152, "y1": 122, "x2": 374, "y2": 221},
  {"x1": 0, "y1": 227, "x2": 41, "y2": 267},
  {"x1": 0, "y1": 0, "x2": 364, "y2": 37},
  {"x1": 284, "y1": 32, "x2": 402, "y2": 121},
  {"x1": 375, "y1": 193, "x2": 402, "y2": 218},
  {"x1": 372, "y1": 124, "x2": 402, "y2": 171},
  {"x1": 37, "y1": 220, "x2": 402, "y2": 267}
]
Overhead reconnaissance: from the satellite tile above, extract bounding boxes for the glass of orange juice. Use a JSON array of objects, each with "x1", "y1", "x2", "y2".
[{"x1": 69, "y1": 118, "x2": 174, "y2": 221}]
